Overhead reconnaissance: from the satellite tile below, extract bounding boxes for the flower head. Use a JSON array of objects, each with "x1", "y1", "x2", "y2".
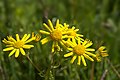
[
  {"x1": 67, "y1": 26, "x2": 83, "y2": 39},
  {"x1": 2, "y1": 34, "x2": 35, "y2": 58},
  {"x1": 95, "y1": 46, "x2": 108, "y2": 62},
  {"x1": 60, "y1": 23, "x2": 83, "y2": 39},
  {"x1": 64, "y1": 38, "x2": 96, "y2": 66},
  {"x1": 39, "y1": 19, "x2": 72, "y2": 52},
  {"x1": 61, "y1": 25, "x2": 84, "y2": 46}
]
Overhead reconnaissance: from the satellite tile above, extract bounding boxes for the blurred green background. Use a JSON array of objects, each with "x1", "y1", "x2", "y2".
[{"x1": 0, "y1": 0, "x2": 120, "y2": 80}]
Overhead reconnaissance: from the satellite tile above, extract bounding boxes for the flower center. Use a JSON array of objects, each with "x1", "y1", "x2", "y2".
[
  {"x1": 14, "y1": 41, "x2": 25, "y2": 48},
  {"x1": 73, "y1": 44, "x2": 85, "y2": 55},
  {"x1": 68, "y1": 30, "x2": 76, "y2": 37},
  {"x1": 50, "y1": 29, "x2": 62, "y2": 41}
]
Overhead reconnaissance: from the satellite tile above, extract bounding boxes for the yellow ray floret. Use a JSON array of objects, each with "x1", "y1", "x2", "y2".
[
  {"x1": 95, "y1": 46, "x2": 109, "y2": 62},
  {"x1": 39, "y1": 19, "x2": 73, "y2": 52},
  {"x1": 64, "y1": 38, "x2": 96, "y2": 66},
  {"x1": 2, "y1": 34, "x2": 35, "y2": 58}
]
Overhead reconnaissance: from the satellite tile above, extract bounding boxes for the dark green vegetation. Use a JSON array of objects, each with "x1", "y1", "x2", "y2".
[{"x1": 0, "y1": 0, "x2": 120, "y2": 80}]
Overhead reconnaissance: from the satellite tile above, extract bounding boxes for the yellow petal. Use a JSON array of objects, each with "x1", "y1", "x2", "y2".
[
  {"x1": 56, "y1": 19, "x2": 59, "y2": 27},
  {"x1": 53, "y1": 41, "x2": 60, "y2": 52},
  {"x1": 75, "y1": 29, "x2": 79, "y2": 32},
  {"x1": 62, "y1": 35, "x2": 73, "y2": 39},
  {"x1": 101, "y1": 50, "x2": 107, "y2": 53},
  {"x1": 77, "y1": 38, "x2": 81, "y2": 45},
  {"x1": 65, "y1": 41, "x2": 75, "y2": 48},
  {"x1": 64, "y1": 52, "x2": 73, "y2": 57},
  {"x1": 52, "y1": 42, "x2": 55, "y2": 53},
  {"x1": 77, "y1": 56, "x2": 81, "y2": 65},
  {"x1": 5, "y1": 41, "x2": 14, "y2": 45},
  {"x1": 43, "y1": 23, "x2": 52, "y2": 32},
  {"x1": 63, "y1": 23, "x2": 69, "y2": 28},
  {"x1": 48, "y1": 19, "x2": 54, "y2": 31},
  {"x1": 59, "y1": 41, "x2": 67, "y2": 49},
  {"x1": 70, "y1": 55, "x2": 77, "y2": 63},
  {"x1": 86, "y1": 48, "x2": 95, "y2": 51},
  {"x1": 81, "y1": 55, "x2": 87, "y2": 66},
  {"x1": 82, "y1": 40, "x2": 87, "y2": 46},
  {"x1": 85, "y1": 51, "x2": 96, "y2": 57},
  {"x1": 83, "y1": 54, "x2": 94, "y2": 61},
  {"x1": 20, "y1": 48, "x2": 25, "y2": 55},
  {"x1": 67, "y1": 48, "x2": 73, "y2": 51},
  {"x1": 41, "y1": 37, "x2": 50, "y2": 45},
  {"x1": 56, "y1": 45, "x2": 60, "y2": 51},
  {"x1": 22, "y1": 34, "x2": 27, "y2": 41},
  {"x1": 6, "y1": 45, "x2": 13, "y2": 47},
  {"x1": 62, "y1": 31, "x2": 71, "y2": 34},
  {"x1": 85, "y1": 41, "x2": 93, "y2": 48},
  {"x1": 24, "y1": 34, "x2": 30, "y2": 41},
  {"x1": 25, "y1": 37, "x2": 35, "y2": 43},
  {"x1": 9, "y1": 49, "x2": 16, "y2": 57},
  {"x1": 77, "y1": 34, "x2": 84, "y2": 37},
  {"x1": 3, "y1": 47, "x2": 14, "y2": 51},
  {"x1": 2, "y1": 38, "x2": 7, "y2": 44},
  {"x1": 23, "y1": 45, "x2": 34, "y2": 49},
  {"x1": 72, "y1": 37, "x2": 77, "y2": 45},
  {"x1": 99, "y1": 46, "x2": 106, "y2": 51},
  {"x1": 16, "y1": 34, "x2": 20, "y2": 41},
  {"x1": 15, "y1": 49, "x2": 19, "y2": 58},
  {"x1": 39, "y1": 30, "x2": 50, "y2": 35},
  {"x1": 72, "y1": 26, "x2": 75, "y2": 30},
  {"x1": 8, "y1": 36, "x2": 16, "y2": 42},
  {"x1": 101, "y1": 53, "x2": 109, "y2": 57}
]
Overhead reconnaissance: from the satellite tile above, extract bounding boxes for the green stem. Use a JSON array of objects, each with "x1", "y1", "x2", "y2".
[
  {"x1": 26, "y1": 54, "x2": 41, "y2": 72},
  {"x1": 45, "y1": 52, "x2": 55, "y2": 80}
]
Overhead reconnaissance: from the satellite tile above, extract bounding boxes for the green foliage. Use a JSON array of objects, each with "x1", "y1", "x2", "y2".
[{"x1": 0, "y1": 0, "x2": 120, "y2": 80}]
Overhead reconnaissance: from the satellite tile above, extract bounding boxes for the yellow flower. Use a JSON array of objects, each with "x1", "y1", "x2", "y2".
[
  {"x1": 64, "y1": 38, "x2": 96, "y2": 66},
  {"x1": 32, "y1": 32, "x2": 41, "y2": 42},
  {"x1": 60, "y1": 23, "x2": 83, "y2": 40},
  {"x1": 67, "y1": 26, "x2": 83, "y2": 39},
  {"x1": 95, "y1": 46, "x2": 108, "y2": 62},
  {"x1": 39, "y1": 19, "x2": 72, "y2": 52},
  {"x1": 59, "y1": 23, "x2": 84, "y2": 48},
  {"x1": 2, "y1": 34, "x2": 35, "y2": 58}
]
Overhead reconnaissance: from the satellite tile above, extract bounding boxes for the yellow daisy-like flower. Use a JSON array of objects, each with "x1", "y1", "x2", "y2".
[
  {"x1": 59, "y1": 24, "x2": 84, "y2": 47},
  {"x1": 64, "y1": 38, "x2": 96, "y2": 66},
  {"x1": 67, "y1": 26, "x2": 83, "y2": 39},
  {"x1": 2, "y1": 34, "x2": 35, "y2": 58},
  {"x1": 60, "y1": 23, "x2": 83, "y2": 40},
  {"x1": 95, "y1": 46, "x2": 108, "y2": 62},
  {"x1": 39, "y1": 19, "x2": 72, "y2": 52}
]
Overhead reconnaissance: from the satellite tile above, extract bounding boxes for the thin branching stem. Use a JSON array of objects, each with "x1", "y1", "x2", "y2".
[{"x1": 25, "y1": 54, "x2": 41, "y2": 73}]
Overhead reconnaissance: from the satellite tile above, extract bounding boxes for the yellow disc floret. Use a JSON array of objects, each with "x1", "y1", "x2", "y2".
[
  {"x1": 50, "y1": 29, "x2": 62, "y2": 41},
  {"x1": 73, "y1": 44, "x2": 85, "y2": 55},
  {"x1": 14, "y1": 41, "x2": 25, "y2": 48},
  {"x1": 69, "y1": 30, "x2": 76, "y2": 37}
]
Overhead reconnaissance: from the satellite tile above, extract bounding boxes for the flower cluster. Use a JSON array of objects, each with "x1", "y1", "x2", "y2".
[
  {"x1": 2, "y1": 19, "x2": 109, "y2": 66},
  {"x1": 39, "y1": 19, "x2": 109, "y2": 66}
]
